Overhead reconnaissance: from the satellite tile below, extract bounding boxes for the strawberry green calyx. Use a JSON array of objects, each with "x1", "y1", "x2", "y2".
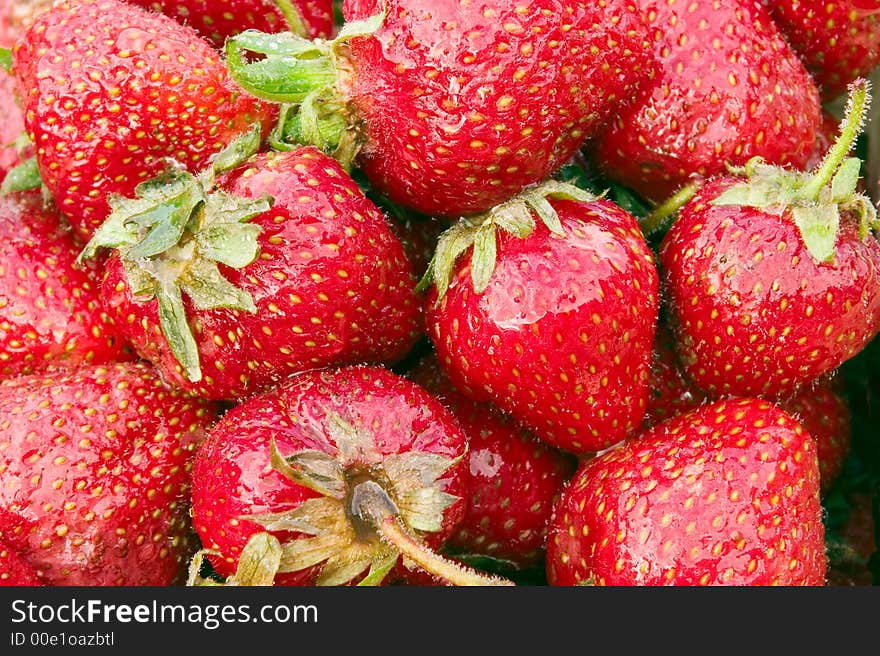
[
  {"x1": 187, "y1": 533, "x2": 283, "y2": 587},
  {"x1": 78, "y1": 126, "x2": 269, "y2": 383},
  {"x1": 419, "y1": 181, "x2": 598, "y2": 300},
  {"x1": 226, "y1": 12, "x2": 384, "y2": 169},
  {"x1": 273, "y1": 0, "x2": 312, "y2": 38},
  {"x1": 712, "y1": 78, "x2": 877, "y2": 263},
  {"x1": 0, "y1": 48, "x2": 10, "y2": 73},
  {"x1": 0, "y1": 157, "x2": 42, "y2": 195},
  {"x1": 242, "y1": 418, "x2": 513, "y2": 587}
]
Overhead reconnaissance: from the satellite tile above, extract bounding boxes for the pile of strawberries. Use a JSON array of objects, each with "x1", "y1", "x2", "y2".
[{"x1": 0, "y1": 0, "x2": 878, "y2": 587}]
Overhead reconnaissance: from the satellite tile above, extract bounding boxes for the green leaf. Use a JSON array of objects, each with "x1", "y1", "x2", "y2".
[
  {"x1": 273, "y1": 0, "x2": 310, "y2": 37},
  {"x1": 0, "y1": 48, "x2": 10, "y2": 74},
  {"x1": 0, "y1": 157, "x2": 42, "y2": 195},
  {"x1": 831, "y1": 158, "x2": 862, "y2": 203},
  {"x1": 226, "y1": 31, "x2": 336, "y2": 104},
  {"x1": 210, "y1": 124, "x2": 263, "y2": 175},
  {"x1": 333, "y1": 11, "x2": 385, "y2": 45},
  {"x1": 228, "y1": 533, "x2": 283, "y2": 586},
  {"x1": 80, "y1": 169, "x2": 202, "y2": 262},
  {"x1": 792, "y1": 204, "x2": 840, "y2": 263},
  {"x1": 490, "y1": 199, "x2": 536, "y2": 238},
  {"x1": 156, "y1": 282, "x2": 203, "y2": 382},
  {"x1": 195, "y1": 222, "x2": 263, "y2": 269},
  {"x1": 524, "y1": 192, "x2": 564, "y2": 235},
  {"x1": 179, "y1": 258, "x2": 257, "y2": 313},
  {"x1": 355, "y1": 553, "x2": 398, "y2": 587},
  {"x1": 470, "y1": 223, "x2": 497, "y2": 294},
  {"x1": 431, "y1": 219, "x2": 480, "y2": 301},
  {"x1": 126, "y1": 187, "x2": 204, "y2": 260},
  {"x1": 268, "y1": 438, "x2": 346, "y2": 499}
]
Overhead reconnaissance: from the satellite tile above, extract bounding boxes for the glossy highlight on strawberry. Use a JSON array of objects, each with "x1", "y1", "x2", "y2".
[{"x1": 426, "y1": 197, "x2": 659, "y2": 456}]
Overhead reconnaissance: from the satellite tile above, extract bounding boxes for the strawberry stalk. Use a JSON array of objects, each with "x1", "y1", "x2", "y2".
[
  {"x1": 640, "y1": 181, "x2": 700, "y2": 236},
  {"x1": 240, "y1": 427, "x2": 515, "y2": 587},
  {"x1": 273, "y1": 0, "x2": 311, "y2": 38},
  {"x1": 225, "y1": 13, "x2": 384, "y2": 169},
  {"x1": 711, "y1": 77, "x2": 877, "y2": 263},
  {"x1": 797, "y1": 79, "x2": 871, "y2": 202},
  {"x1": 350, "y1": 480, "x2": 515, "y2": 587}
]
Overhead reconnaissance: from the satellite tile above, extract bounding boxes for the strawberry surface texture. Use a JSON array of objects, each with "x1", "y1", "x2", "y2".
[{"x1": 0, "y1": 0, "x2": 877, "y2": 590}]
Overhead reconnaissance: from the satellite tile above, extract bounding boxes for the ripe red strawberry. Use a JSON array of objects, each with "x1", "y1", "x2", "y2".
[
  {"x1": 546, "y1": 397, "x2": 827, "y2": 586},
  {"x1": 642, "y1": 320, "x2": 709, "y2": 428},
  {"x1": 659, "y1": 80, "x2": 880, "y2": 399},
  {"x1": 644, "y1": 323, "x2": 851, "y2": 492},
  {"x1": 225, "y1": 0, "x2": 655, "y2": 219},
  {"x1": 11, "y1": 0, "x2": 275, "y2": 242},
  {"x1": 190, "y1": 365, "x2": 511, "y2": 586},
  {"x1": 128, "y1": 0, "x2": 334, "y2": 48},
  {"x1": 0, "y1": 361, "x2": 218, "y2": 585},
  {"x1": 589, "y1": 0, "x2": 822, "y2": 204},
  {"x1": 0, "y1": 541, "x2": 41, "y2": 586},
  {"x1": 424, "y1": 184, "x2": 659, "y2": 456},
  {"x1": 0, "y1": 70, "x2": 27, "y2": 186},
  {"x1": 87, "y1": 145, "x2": 423, "y2": 401},
  {"x1": 0, "y1": 190, "x2": 131, "y2": 379},
  {"x1": 765, "y1": 0, "x2": 880, "y2": 101},
  {"x1": 779, "y1": 378, "x2": 852, "y2": 493},
  {"x1": 409, "y1": 353, "x2": 576, "y2": 571}
]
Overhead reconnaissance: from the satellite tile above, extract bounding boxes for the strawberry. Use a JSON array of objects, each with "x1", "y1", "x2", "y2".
[
  {"x1": 778, "y1": 378, "x2": 852, "y2": 493},
  {"x1": 546, "y1": 397, "x2": 827, "y2": 586},
  {"x1": 189, "y1": 365, "x2": 512, "y2": 586},
  {"x1": 83, "y1": 143, "x2": 423, "y2": 401},
  {"x1": 659, "y1": 80, "x2": 880, "y2": 399},
  {"x1": 409, "y1": 353, "x2": 576, "y2": 571},
  {"x1": 0, "y1": 541, "x2": 41, "y2": 586},
  {"x1": 0, "y1": 190, "x2": 131, "y2": 379},
  {"x1": 0, "y1": 361, "x2": 218, "y2": 585},
  {"x1": 0, "y1": 69, "x2": 27, "y2": 186},
  {"x1": 422, "y1": 182, "x2": 659, "y2": 456},
  {"x1": 642, "y1": 319, "x2": 709, "y2": 429},
  {"x1": 224, "y1": 0, "x2": 655, "y2": 219},
  {"x1": 588, "y1": 0, "x2": 822, "y2": 204},
  {"x1": 128, "y1": 0, "x2": 334, "y2": 48},
  {"x1": 645, "y1": 322, "x2": 851, "y2": 492},
  {"x1": 765, "y1": 0, "x2": 880, "y2": 101},
  {"x1": 11, "y1": 0, "x2": 275, "y2": 242}
]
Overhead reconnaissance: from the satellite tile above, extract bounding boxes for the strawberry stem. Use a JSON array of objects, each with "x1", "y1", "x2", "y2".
[
  {"x1": 798, "y1": 78, "x2": 871, "y2": 202},
  {"x1": 273, "y1": 0, "x2": 310, "y2": 38},
  {"x1": 350, "y1": 480, "x2": 515, "y2": 586},
  {"x1": 640, "y1": 181, "x2": 700, "y2": 236}
]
